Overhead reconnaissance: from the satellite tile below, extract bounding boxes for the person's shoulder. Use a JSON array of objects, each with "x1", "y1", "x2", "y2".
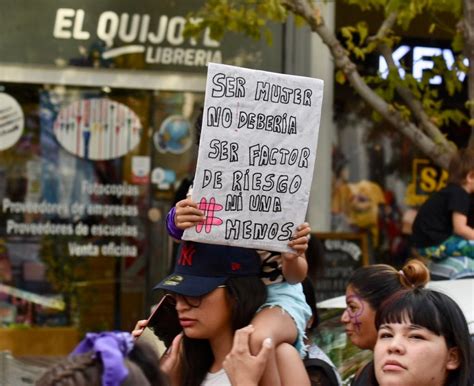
[
  {"x1": 350, "y1": 361, "x2": 376, "y2": 386},
  {"x1": 444, "y1": 183, "x2": 468, "y2": 194},
  {"x1": 304, "y1": 356, "x2": 341, "y2": 386},
  {"x1": 421, "y1": 184, "x2": 467, "y2": 206},
  {"x1": 444, "y1": 184, "x2": 470, "y2": 204}
]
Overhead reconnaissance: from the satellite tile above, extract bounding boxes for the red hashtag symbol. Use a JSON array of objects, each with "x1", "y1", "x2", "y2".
[{"x1": 196, "y1": 197, "x2": 223, "y2": 233}]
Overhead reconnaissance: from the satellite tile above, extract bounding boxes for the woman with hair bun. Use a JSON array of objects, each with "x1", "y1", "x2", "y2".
[{"x1": 340, "y1": 259, "x2": 430, "y2": 385}]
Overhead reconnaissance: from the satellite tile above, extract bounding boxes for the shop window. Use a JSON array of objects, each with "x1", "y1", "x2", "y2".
[{"x1": 0, "y1": 83, "x2": 203, "y2": 355}]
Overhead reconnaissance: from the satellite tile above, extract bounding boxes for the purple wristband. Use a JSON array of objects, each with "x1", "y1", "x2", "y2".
[{"x1": 166, "y1": 206, "x2": 184, "y2": 240}]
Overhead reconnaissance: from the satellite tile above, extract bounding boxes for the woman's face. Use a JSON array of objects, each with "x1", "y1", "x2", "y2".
[
  {"x1": 174, "y1": 287, "x2": 233, "y2": 340},
  {"x1": 374, "y1": 321, "x2": 460, "y2": 386},
  {"x1": 341, "y1": 285, "x2": 377, "y2": 350}
]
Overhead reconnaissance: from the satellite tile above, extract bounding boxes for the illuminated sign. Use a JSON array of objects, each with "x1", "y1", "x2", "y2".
[{"x1": 379, "y1": 45, "x2": 469, "y2": 85}]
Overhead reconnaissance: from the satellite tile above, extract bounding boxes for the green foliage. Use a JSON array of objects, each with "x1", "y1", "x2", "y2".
[
  {"x1": 342, "y1": 0, "x2": 467, "y2": 133},
  {"x1": 189, "y1": 0, "x2": 470, "y2": 151},
  {"x1": 393, "y1": 102, "x2": 412, "y2": 120},
  {"x1": 345, "y1": 0, "x2": 386, "y2": 11},
  {"x1": 363, "y1": 50, "x2": 468, "y2": 128},
  {"x1": 184, "y1": 0, "x2": 288, "y2": 44},
  {"x1": 439, "y1": 108, "x2": 468, "y2": 126},
  {"x1": 371, "y1": 109, "x2": 383, "y2": 122},
  {"x1": 452, "y1": 31, "x2": 465, "y2": 52},
  {"x1": 340, "y1": 22, "x2": 381, "y2": 59},
  {"x1": 335, "y1": 70, "x2": 347, "y2": 84},
  {"x1": 429, "y1": 54, "x2": 468, "y2": 97},
  {"x1": 345, "y1": 0, "x2": 462, "y2": 30},
  {"x1": 293, "y1": 14, "x2": 308, "y2": 28},
  {"x1": 428, "y1": 0, "x2": 463, "y2": 17},
  {"x1": 466, "y1": 101, "x2": 474, "y2": 127}
]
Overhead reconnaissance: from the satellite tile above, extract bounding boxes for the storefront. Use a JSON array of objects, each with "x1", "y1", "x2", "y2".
[
  {"x1": 328, "y1": 3, "x2": 469, "y2": 272},
  {"x1": 0, "y1": 0, "x2": 283, "y2": 355}
]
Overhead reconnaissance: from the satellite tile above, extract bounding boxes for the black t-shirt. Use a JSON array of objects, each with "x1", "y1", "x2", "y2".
[
  {"x1": 412, "y1": 184, "x2": 470, "y2": 248},
  {"x1": 468, "y1": 193, "x2": 474, "y2": 227}
]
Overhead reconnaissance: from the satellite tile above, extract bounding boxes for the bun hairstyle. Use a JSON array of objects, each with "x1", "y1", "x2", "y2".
[
  {"x1": 348, "y1": 259, "x2": 430, "y2": 310},
  {"x1": 398, "y1": 258, "x2": 430, "y2": 289}
]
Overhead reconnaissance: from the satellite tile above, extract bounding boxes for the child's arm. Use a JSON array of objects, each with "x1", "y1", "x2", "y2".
[
  {"x1": 174, "y1": 197, "x2": 205, "y2": 229},
  {"x1": 282, "y1": 223, "x2": 311, "y2": 284},
  {"x1": 166, "y1": 198, "x2": 205, "y2": 240},
  {"x1": 452, "y1": 212, "x2": 474, "y2": 240}
]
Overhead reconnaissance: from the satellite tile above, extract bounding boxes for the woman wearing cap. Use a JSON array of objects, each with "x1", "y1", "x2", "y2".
[
  {"x1": 340, "y1": 259, "x2": 430, "y2": 385},
  {"x1": 134, "y1": 241, "x2": 310, "y2": 386},
  {"x1": 168, "y1": 198, "x2": 312, "y2": 386}
]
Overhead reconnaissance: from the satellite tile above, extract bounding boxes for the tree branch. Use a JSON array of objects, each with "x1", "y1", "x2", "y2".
[
  {"x1": 367, "y1": 11, "x2": 398, "y2": 44},
  {"x1": 368, "y1": 10, "x2": 450, "y2": 145},
  {"x1": 379, "y1": 43, "x2": 456, "y2": 152},
  {"x1": 283, "y1": 0, "x2": 454, "y2": 168},
  {"x1": 464, "y1": 0, "x2": 474, "y2": 147}
]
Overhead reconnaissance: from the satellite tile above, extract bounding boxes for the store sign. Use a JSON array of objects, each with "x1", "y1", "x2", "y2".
[
  {"x1": 412, "y1": 158, "x2": 448, "y2": 197},
  {"x1": 183, "y1": 63, "x2": 323, "y2": 252},
  {"x1": 378, "y1": 45, "x2": 469, "y2": 85},
  {"x1": 53, "y1": 9, "x2": 221, "y2": 66},
  {"x1": 0, "y1": 0, "x2": 282, "y2": 73}
]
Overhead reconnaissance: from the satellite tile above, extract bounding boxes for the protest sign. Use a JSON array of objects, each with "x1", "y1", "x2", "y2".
[{"x1": 182, "y1": 63, "x2": 323, "y2": 252}]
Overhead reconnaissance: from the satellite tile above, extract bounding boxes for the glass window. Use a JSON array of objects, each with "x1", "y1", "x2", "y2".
[{"x1": 0, "y1": 83, "x2": 203, "y2": 355}]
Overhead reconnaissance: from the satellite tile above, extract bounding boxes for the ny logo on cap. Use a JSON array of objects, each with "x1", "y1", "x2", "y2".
[
  {"x1": 231, "y1": 262, "x2": 241, "y2": 271},
  {"x1": 178, "y1": 243, "x2": 195, "y2": 266}
]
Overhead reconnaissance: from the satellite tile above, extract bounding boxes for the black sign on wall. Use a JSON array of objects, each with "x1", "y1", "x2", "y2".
[
  {"x1": 0, "y1": 0, "x2": 283, "y2": 73},
  {"x1": 312, "y1": 232, "x2": 369, "y2": 302}
]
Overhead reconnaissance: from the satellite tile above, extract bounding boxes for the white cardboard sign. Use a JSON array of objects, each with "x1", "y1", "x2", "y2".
[{"x1": 183, "y1": 63, "x2": 323, "y2": 252}]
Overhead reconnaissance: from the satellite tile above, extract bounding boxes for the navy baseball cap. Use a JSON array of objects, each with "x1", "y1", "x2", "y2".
[{"x1": 154, "y1": 241, "x2": 261, "y2": 297}]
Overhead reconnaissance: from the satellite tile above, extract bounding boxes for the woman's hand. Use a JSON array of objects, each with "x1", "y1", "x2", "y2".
[
  {"x1": 174, "y1": 198, "x2": 205, "y2": 230},
  {"x1": 131, "y1": 319, "x2": 148, "y2": 339},
  {"x1": 160, "y1": 333, "x2": 184, "y2": 386},
  {"x1": 223, "y1": 325, "x2": 272, "y2": 386}
]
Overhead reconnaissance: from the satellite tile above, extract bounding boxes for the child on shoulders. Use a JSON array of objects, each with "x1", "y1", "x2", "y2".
[{"x1": 167, "y1": 195, "x2": 312, "y2": 386}]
